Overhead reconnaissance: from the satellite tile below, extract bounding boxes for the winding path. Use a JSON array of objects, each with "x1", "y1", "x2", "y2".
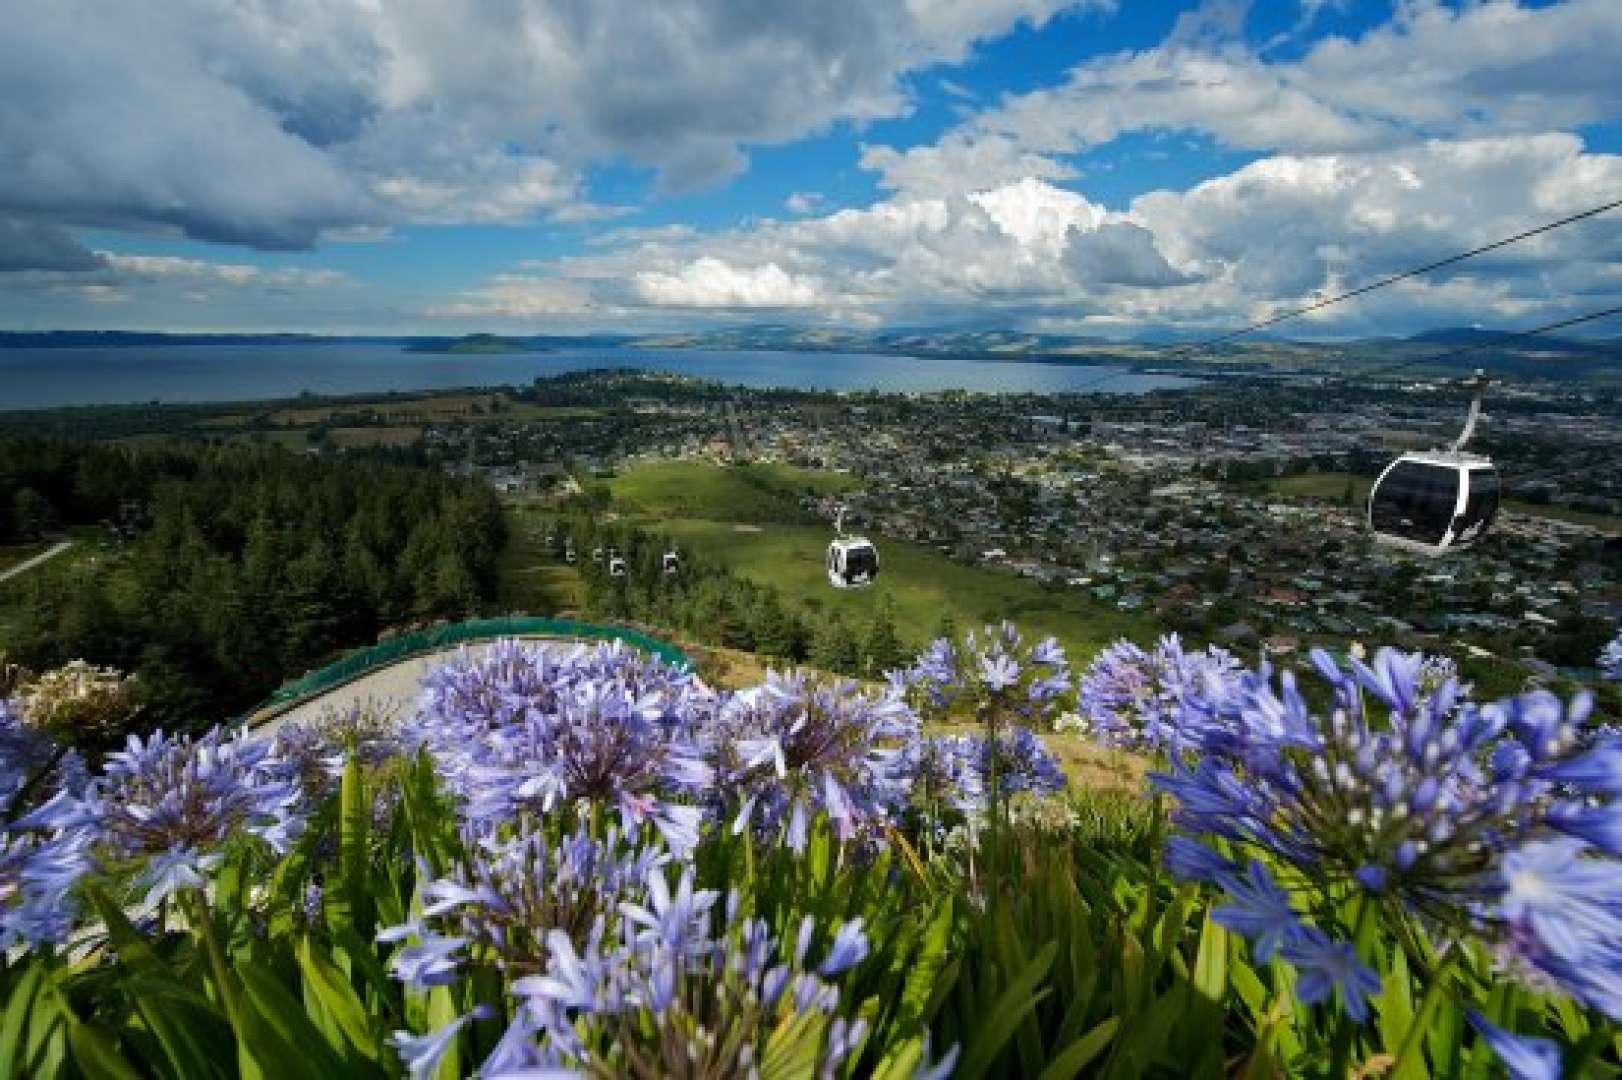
[
  {"x1": 0, "y1": 540, "x2": 73, "y2": 584},
  {"x1": 252, "y1": 637, "x2": 576, "y2": 737}
]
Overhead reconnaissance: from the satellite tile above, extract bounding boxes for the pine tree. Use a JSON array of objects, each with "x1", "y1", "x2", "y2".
[
  {"x1": 812, "y1": 615, "x2": 860, "y2": 675},
  {"x1": 863, "y1": 602, "x2": 905, "y2": 677}
]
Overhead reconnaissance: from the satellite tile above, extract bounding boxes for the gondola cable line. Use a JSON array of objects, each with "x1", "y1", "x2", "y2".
[{"x1": 1069, "y1": 197, "x2": 1622, "y2": 396}]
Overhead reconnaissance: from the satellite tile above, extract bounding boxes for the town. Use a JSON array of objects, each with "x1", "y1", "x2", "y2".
[{"x1": 343, "y1": 367, "x2": 1622, "y2": 692}]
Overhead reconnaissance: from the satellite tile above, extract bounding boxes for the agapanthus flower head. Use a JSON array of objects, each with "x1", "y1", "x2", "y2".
[
  {"x1": 0, "y1": 827, "x2": 92, "y2": 950},
  {"x1": 77, "y1": 727, "x2": 302, "y2": 904},
  {"x1": 414, "y1": 640, "x2": 713, "y2": 852},
  {"x1": 1, "y1": 695, "x2": 86, "y2": 815},
  {"x1": 897, "y1": 622, "x2": 1072, "y2": 726},
  {"x1": 908, "y1": 730, "x2": 1066, "y2": 818},
  {"x1": 1077, "y1": 633, "x2": 1244, "y2": 753},
  {"x1": 1601, "y1": 632, "x2": 1622, "y2": 682},
  {"x1": 1153, "y1": 642, "x2": 1622, "y2": 1020},
  {"x1": 496, "y1": 895, "x2": 892, "y2": 1080},
  {"x1": 272, "y1": 698, "x2": 403, "y2": 795},
  {"x1": 380, "y1": 825, "x2": 666, "y2": 988},
  {"x1": 705, "y1": 670, "x2": 917, "y2": 851}
]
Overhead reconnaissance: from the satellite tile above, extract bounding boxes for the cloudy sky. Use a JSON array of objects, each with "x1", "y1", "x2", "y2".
[{"x1": 3, "y1": 0, "x2": 1620, "y2": 337}]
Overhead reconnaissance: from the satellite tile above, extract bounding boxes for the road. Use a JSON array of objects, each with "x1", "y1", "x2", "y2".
[
  {"x1": 252, "y1": 637, "x2": 576, "y2": 738},
  {"x1": 0, "y1": 541, "x2": 74, "y2": 584}
]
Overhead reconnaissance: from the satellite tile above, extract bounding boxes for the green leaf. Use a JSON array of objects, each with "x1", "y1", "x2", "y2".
[
  {"x1": 954, "y1": 941, "x2": 1057, "y2": 1080},
  {"x1": 898, "y1": 897, "x2": 953, "y2": 1029},
  {"x1": 868, "y1": 1035, "x2": 926, "y2": 1080},
  {"x1": 65, "y1": 1021, "x2": 144, "y2": 1080},
  {"x1": 761, "y1": 1007, "x2": 829, "y2": 1080},
  {"x1": 334, "y1": 757, "x2": 374, "y2": 941},
  {"x1": 236, "y1": 960, "x2": 354, "y2": 1080},
  {"x1": 1038, "y1": 1017, "x2": 1120, "y2": 1080},
  {"x1": 297, "y1": 935, "x2": 382, "y2": 1061},
  {"x1": 0, "y1": 962, "x2": 44, "y2": 1079},
  {"x1": 1380, "y1": 947, "x2": 1420, "y2": 1080}
]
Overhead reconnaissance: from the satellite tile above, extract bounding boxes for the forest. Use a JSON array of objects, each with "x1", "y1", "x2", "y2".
[{"x1": 0, "y1": 437, "x2": 506, "y2": 727}]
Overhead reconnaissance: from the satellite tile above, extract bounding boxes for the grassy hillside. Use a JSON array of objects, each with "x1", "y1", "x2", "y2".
[
  {"x1": 607, "y1": 460, "x2": 1155, "y2": 657},
  {"x1": 608, "y1": 461, "x2": 860, "y2": 524}
]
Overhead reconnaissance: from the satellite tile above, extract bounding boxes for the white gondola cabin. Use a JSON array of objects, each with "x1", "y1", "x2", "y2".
[
  {"x1": 1367, "y1": 370, "x2": 1500, "y2": 555},
  {"x1": 825, "y1": 507, "x2": 879, "y2": 589}
]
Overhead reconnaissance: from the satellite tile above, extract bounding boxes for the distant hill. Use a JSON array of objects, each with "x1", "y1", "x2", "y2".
[
  {"x1": 1404, "y1": 327, "x2": 1608, "y2": 355},
  {"x1": 403, "y1": 333, "x2": 546, "y2": 355}
]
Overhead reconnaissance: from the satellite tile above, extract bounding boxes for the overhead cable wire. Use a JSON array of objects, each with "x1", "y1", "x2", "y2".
[{"x1": 1158, "y1": 196, "x2": 1622, "y2": 360}]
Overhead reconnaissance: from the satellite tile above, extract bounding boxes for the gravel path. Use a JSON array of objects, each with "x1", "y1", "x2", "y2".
[{"x1": 253, "y1": 637, "x2": 576, "y2": 737}]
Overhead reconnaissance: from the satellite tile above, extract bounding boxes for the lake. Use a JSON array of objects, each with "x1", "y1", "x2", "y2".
[{"x1": 0, "y1": 342, "x2": 1198, "y2": 410}]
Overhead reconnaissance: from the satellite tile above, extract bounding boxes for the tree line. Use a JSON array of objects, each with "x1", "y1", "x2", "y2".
[{"x1": 2, "y1": 437, "x2": 506, "y2": 726}]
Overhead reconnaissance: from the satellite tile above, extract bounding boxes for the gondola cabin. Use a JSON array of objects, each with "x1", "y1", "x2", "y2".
[
  {"x1": 1367, "y1": 452, "x2": 1499, "y2": 555},
  {"x1": 1366, "y1": 370, "x2": 1499, "y2": 556},
  {"x1": 608, "y1": 554, "x2": 628, "y2": 578},
  {"x1": 827, "y1": 536, "x2": 879, "y2": 589},
  {"x1": 662, "y1": 551, "x2": 681, "y2": 575}
]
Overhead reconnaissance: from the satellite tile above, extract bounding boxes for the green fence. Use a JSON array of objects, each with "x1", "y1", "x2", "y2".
[{"x1": 241, "y1": 617, "x2": 689, "y2": 722}]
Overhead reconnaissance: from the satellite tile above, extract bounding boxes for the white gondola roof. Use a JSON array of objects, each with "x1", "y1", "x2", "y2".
[{"x1": 1390, "y1": 450, "x2": 1494, "y2": 468}]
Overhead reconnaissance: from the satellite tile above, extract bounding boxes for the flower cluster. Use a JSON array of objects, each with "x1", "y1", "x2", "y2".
[
  {"x1": 2, "y1": 694, "x2": 85, "y2": 813},
  {"x1": 415, "y1": 640, "x2": 714, "y2": 853},
  {"x1": 61, "y1": 727, "x2": 303, "y2": 905},
  {"x1": 1076, "y1": 633, "x2": 1244, "y2": 753},
  {"x1": 913, "y1": 730, "x2": 1065, "y2": 816},
  {"x1": 471, "y1": 877, "x2": 949, "y2": 1080},
  {"x1": 1601, "y1": 632, "x2": 1622, "y2": 682},
  {"x1": 272, "y1": 698, "x2": 403, "y2": 796},
  {"x1": 706, "y1": 671, "x2": 917, "y2": 851},
  {"x1": 899, "y1": 621, "x2": 1072, "y2": 724},
  {"x1": 1148, "y1": 643, "x2": 1622, "y2": 1021},
  {"x1": 379, "y1": 824, "x2": 665, "y2": 990}
]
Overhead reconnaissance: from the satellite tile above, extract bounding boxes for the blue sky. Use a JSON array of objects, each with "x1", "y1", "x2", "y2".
[{"x1": 2, "y1": 0, "x2": 1620, "y2": 337}]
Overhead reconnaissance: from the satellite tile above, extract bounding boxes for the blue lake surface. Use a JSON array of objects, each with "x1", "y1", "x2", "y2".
[{"x1": 0, "y1": 342, "x2": 1198, "y2": 409}]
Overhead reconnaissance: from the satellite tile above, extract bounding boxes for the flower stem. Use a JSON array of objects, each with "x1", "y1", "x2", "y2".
[{"x1": 186, "y1": 888, "x2": 243, "y2": 1029}]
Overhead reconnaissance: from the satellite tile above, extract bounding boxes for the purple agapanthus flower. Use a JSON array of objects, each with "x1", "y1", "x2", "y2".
[
  {"x1": 1076, "y1": 634, "x2": 1244, "y2": 753},
  {"x1": 1467, "y1": 1011, "x2": 1562, "y2": 1080},
  {"x1": 1601, "y1": 633, "x2": 1622, "y2": 682},
  {"x1": 494, "y1": 886, "x2": 900, "y2": 1080},
  {"x1": 272, "y1": 698, "x2": 403, "y2": 795},
  {"x1": 898, "y1": 622, "x2": 1073, "y2": 726},
  {"x1": 704, "y1": 670, "x2": 917, "y2": 852},
  {"x1": 413, "y1": 640, "x2": 713, "y2": 852},
  {"x1": 1151, "y1": 642, "x2": 1622, "y2": 1020},
  {"x1": 1283, "y1": 928, "x2": 1382, "y2": 1022},
  {"x1": 1212, "y1": 860, "x2": 1302, "y2": 964},
  {"x1": 55, "y1": 727, "x2": 304, "y2": 906},
  {"x1": 378, "y1": 824, "x2": 665, "y2": 989},
  {"x1": 0, "y1": 828, "x2": 92, "y2": 950},
  {"x1": 1, "y1": 696, "x2": 86, "y2": 815}
]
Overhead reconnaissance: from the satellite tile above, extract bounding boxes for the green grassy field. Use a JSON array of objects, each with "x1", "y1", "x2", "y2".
[
  {"x1": 1258, "y1": 471, "x2": 1622, "y2": 534},
  {"x1": 607, "y1": 460, "x2": 1154, "y2": 658},
  {"x1": 609, "y1": 461, "x2": 860, "y2": 525}
]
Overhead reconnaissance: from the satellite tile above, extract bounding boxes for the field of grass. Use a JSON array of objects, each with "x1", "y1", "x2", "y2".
[
  {"x1": 606, "y1": 460, "x2": 1154, "y2": 659},
  {"x1": 328, "y1": 425, "x2": 422, "y2": 449},
  {"x1": 609, "y1": 460, "x2": 860, "y2": 525},
  {"x1": 1258, "y1": 470, "x2": 1622, "y2": 533}
]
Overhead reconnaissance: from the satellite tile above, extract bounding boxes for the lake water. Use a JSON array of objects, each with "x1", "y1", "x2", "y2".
[{"x1": 0, "y1": 342, "x2": 1198, "y2": 410}]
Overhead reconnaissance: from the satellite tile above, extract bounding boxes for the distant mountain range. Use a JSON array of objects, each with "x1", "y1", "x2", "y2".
[{"x1": 2, "y1": 325, "x2": 1616, "y2": 381}]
